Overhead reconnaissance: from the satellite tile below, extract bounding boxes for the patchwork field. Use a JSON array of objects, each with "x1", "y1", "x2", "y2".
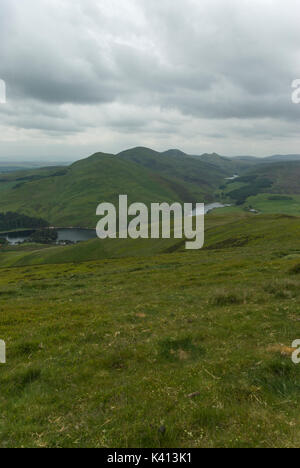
[{"x1": 1, "y1": 214, "x2": 300, "y2": 448}]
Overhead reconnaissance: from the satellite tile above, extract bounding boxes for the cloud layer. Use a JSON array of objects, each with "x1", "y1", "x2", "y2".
[{"x1": 1, "y1": 0, "x2": 300, "y2": 160}]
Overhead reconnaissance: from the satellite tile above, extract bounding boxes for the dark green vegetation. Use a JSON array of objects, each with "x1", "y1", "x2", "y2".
[
  {"x1": 27, "y1": 229, "x2": 58, "y2": 244},
  {"x1": 0, "y1": 212, "x2": 48, "y2": 233},
  {"x1": 1, "y1": 212, "x2": 300, "y2": 447},
  {"x1": 226, "y1": 176, "x2": 273, "y2": 205}
]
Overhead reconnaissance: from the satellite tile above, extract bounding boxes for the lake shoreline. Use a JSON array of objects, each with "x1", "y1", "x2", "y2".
[
  {"x1": 192, "y1": 202, "x2": 232, "y2": 216},
  {"x1": 2, "y1": 227, "x2": 97, "y2": 245}
]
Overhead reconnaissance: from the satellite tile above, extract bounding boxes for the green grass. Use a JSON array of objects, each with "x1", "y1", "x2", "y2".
[
  {"x1": 208, "y1": 205, "x2": 245, "y2": 215},
  {"x1": 0, "y1": 181, "x2": 18, "y2": 195},
  {"x1": 0, "y1": 236, "x2": 182, "y2": 267},
  {"x1": 247, "y1": 193, "x2": 300, "y2": 215},
  {"x1": 1, "y1": 214, "x2": 300, "y2": 447}
]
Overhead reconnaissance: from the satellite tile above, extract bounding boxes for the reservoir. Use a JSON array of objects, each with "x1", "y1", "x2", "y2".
[{"x1": 192, "y1": 202, "x2": 231, "y2": 216}]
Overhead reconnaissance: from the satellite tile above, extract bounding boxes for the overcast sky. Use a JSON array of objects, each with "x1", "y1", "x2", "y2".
[{"x1": 1, "y1": 0, "x2": 300, "y2": 161}]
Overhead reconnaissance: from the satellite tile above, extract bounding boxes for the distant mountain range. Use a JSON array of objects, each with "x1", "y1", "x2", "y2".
[
  {"x1": 0, "y1": 161, "x2": 69, "y2": 173},
  {"x1": 226, "y1": 154, "x2": 300, "y2": 163}
]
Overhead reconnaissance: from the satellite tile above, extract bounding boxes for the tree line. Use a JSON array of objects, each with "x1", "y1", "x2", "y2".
[{"x1": 0, "y1": 212, "x2": 49, "y2": 231}]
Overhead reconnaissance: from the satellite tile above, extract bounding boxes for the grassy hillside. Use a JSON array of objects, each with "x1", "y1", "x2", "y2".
[
  {"x1": 119, "y1": 147, "x2": 235, "y2": 196},
  {"x1": 194, "y1": 153, "x2": 253, "y2": 173},
  {"x1": 248, "y1": 161, "x2": 300, "y2": 194},
  {"x1": 0, "y1": 148, "x2": 234, "y2": 228},
  {"x1": 0, "y1": 166, "x2": 68, "y2": 199},
  {"x1": 1, "y1": 213, "x2": 300, "y2": 447},
  {"x1": 0, "y1": 153, "x2": 187, "y2": 227},
  {"x1": 0, "y1": 210, "x2": 250, "y2": 268},
  {"x1": 0, "y1": 234, "x2": 183, "y2": 268},
  {"x1": 246, "y1": 194, "x2": 300, "y2": 215}
]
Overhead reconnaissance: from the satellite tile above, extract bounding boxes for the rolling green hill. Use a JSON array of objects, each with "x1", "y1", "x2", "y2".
[
  {"x1": 0, "y1": 148, "x2": 236, "y2": 228},
  {"x1": 119, "y1": 147, "x2": 235, "y2": 192},
  {"x1": 0, "y1": 152, "x2": 186, "y2": 227},
  {"x1": 194, "y1": 152, "x2": 253, "y2": 173}
]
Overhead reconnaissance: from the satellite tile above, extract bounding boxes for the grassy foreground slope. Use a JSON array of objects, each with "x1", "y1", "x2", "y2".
[
  {"x1": 0, "y1": 235, "x2": 183, "y2": 267},
  {"x1": 1, "y1": 214, "x2": 300, "y2": 447}
]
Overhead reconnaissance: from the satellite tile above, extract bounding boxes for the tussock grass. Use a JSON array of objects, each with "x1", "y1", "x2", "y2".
[
  {"x1": 158, "y1": 336, "x2": 206, "y2": 362},
  {"x1": 249, "y1": 358, "x2": 300, "y2": 398},
  {"x1": 289, "y1": 263, "x2": 300, "y2": 275},
  {"x1": 211, "y1": 290, "x2": 245, "y2": 306},
  {"x1": 264, "y1": 279, "x2": 300, "y2": 299}
]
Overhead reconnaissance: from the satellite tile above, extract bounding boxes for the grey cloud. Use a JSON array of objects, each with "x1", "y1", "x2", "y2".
[{"x1": 1, "y1": 0, "x2": 300, "y2": 158}]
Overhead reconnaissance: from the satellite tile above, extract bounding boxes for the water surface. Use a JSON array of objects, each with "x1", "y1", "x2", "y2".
[
  {"x1": 192, "y1": 202, "x2": 231, "y2": 216},
  {"x1": 3, "y1": 228, "x2": 97, "y2": 245}
]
